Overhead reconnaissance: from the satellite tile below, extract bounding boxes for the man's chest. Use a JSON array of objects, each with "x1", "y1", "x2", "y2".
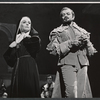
[{"x1": 58, "y1": 26, "x2": 82, "y2": 43}]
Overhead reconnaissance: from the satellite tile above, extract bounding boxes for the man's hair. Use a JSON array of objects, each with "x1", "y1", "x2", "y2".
[
  {"x1": 46, "y1": 74, "x2": 52, "y2": 79},
  {"x1": 60, "y1": 7, "x2": 75, "y2": 19}
]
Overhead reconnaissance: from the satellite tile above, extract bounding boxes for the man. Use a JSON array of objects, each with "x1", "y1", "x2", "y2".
[
  {"x1": 46, "y1": 7, "x2": 97, "y2": 98},
  {"x1": 41, "y1": 75, "x2": 55, "y2": 98}
]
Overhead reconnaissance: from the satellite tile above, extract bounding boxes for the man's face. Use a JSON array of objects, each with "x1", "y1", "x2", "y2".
[
  {"x1": 61, "y1": 9, "x2": 74, "y2": 23},
  {"x1": 47, "y1": 78, "x2": 52, "y2": 84},
  {"x1": 20, "y1": 17, "x2": 31, "y2": 33}
]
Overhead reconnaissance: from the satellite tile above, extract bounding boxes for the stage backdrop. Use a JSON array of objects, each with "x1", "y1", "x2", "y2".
[{"x1": 0, "y1": 3, "x2": 99, "y2": 97}]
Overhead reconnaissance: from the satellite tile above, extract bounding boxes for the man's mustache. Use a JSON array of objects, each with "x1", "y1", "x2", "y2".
[{"x1": 63, "y1": 17, "x2": 69, "y2": 20}]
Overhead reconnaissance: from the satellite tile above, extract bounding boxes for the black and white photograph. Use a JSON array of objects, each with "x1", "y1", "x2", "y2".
[{"x1": 0, "y1": 2, "x2": 99, "y2": 98}]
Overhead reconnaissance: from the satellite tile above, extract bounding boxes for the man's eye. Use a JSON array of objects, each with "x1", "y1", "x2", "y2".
[
  {"x1": 61, "y1": 14, "x2": 65, "y2": 17},
  {"x1": 67, "y1": 13, "x2": 70, "y2": 15}
]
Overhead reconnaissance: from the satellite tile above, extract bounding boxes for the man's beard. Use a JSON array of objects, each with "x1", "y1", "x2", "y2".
[{"x1": 63, "y1": 21, "x2": 72, "y2": 26}]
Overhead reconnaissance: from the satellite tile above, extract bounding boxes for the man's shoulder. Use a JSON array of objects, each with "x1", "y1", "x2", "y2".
[
  {"x1": 51, "y1": 25, "x2": 62, "y2": 33},
  {"x1": 72, "y1": 22, "x2": 90, "y2": 35}
]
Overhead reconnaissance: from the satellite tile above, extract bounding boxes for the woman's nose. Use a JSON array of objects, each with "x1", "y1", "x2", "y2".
[{"x1": 26, "y1": 23, "x2": 29, "y2": 25}]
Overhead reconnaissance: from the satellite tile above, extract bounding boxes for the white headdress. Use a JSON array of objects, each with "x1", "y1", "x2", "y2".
[{"x1": 15, "y1": 16, "x2": 31, "y2": 41}]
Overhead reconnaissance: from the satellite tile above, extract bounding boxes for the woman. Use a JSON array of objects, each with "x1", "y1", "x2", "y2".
[{"x1": 7, "y1": 16, "x2": 41, "y2": 97}]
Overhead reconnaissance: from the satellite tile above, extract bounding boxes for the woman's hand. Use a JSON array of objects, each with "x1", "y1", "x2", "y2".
[
  {"x1": 16, "y1": 34, "x2": 24, "y2": 44},
  {"x1": 9, "y1": 33, "x2": 31, "y2": 48},
  {"x1": 16, "y1": 33, "x2": 31, "y2": 44},
  {"x1": 23, "y1": 34, "x2": 31, "y2": 38},
  {"x1": 9, "y1": 41, "x2": 17, "y2": 48},
  {"x1": 9, "y1": 34, "x2": 24, "y2": 48}
]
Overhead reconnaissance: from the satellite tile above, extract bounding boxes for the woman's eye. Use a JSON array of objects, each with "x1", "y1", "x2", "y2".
[
  {"x1": 28, "y1": 21, "x2": 31, "y2": 24},
  {"x1": 22, "y1": 21, "x2": 26, "y2": 23}
]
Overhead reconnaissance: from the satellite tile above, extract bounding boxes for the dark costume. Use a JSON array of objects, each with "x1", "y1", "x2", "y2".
[
  {"x1": 4, "y1": 28, "x2": 41, "y2": 98},
  {"x1": 47, "y1": 22, "x2": 97, "y2": 98}
]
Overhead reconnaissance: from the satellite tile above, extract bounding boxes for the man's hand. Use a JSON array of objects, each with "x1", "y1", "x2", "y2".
[
  {"x1": 71, "y1": 40, "x2": 81, "y2": 46},
  {"x1": 77, "y1": 35, "x2": 89, "y2": 42}
]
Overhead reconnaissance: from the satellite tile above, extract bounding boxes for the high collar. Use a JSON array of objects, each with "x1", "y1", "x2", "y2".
[{"x1": 21, "y1": 31, "x2": 30, "y2": 36}]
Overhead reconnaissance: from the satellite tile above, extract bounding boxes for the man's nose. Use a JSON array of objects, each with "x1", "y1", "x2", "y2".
[{"x1": 65, "y1": 14, "x2": 68, "y2": 17}]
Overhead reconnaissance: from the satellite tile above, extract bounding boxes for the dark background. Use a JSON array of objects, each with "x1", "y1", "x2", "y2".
[
  {"x1": 0, "y1": 3, "x2": 99, "y2": 97},
  {"x1": 0, "y1": 0, "x2": 100, "y2": 2}
]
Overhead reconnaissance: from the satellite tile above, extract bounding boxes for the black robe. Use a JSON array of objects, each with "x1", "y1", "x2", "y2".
[{"x1": 4, "y1": 35, "x2": 41, "y2": 98}]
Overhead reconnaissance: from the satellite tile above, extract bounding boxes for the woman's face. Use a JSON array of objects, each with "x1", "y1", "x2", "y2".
[{"x1": 20, "y1": 17, "x2": 31, "y2": 33}]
